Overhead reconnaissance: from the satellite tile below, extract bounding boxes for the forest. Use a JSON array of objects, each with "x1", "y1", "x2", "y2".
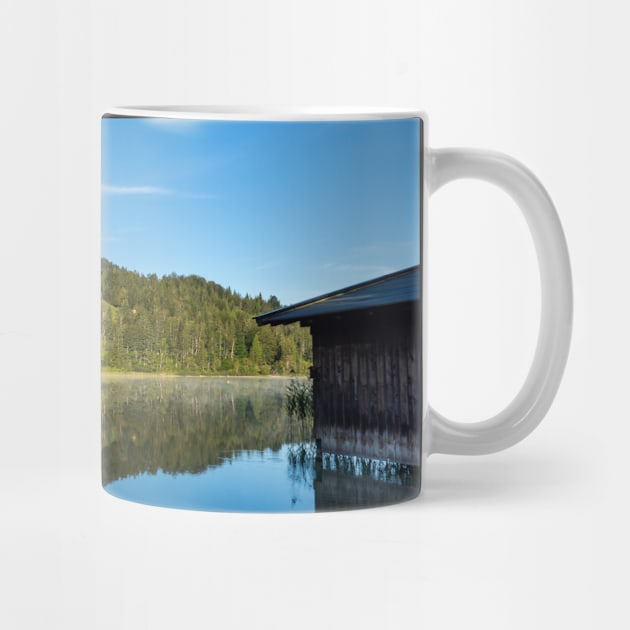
[{"x1": 101, "y1": 258, "x2": 312, "y2": 375}]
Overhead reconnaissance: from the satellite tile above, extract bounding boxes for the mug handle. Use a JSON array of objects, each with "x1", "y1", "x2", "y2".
[{"x1": 425, "y1": 148, "x2": 573, "y2": 455}]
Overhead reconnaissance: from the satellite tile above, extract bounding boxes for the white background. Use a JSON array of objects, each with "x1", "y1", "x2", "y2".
[{"x1": 1, "y1": 1, "x2": 628, "y2": 628}]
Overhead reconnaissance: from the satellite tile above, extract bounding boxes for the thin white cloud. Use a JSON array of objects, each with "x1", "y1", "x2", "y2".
[
  {"x1": 103, "y1": 184, "x2": 172, "y2": 195},
  {"x1": 103, "y1": 184, "x2": 219, "y2": 200}
]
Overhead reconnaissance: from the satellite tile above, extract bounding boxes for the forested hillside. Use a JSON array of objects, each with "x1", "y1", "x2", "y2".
[{"x1": 101, "y1": 259, "x2": 312, "y2": 375}]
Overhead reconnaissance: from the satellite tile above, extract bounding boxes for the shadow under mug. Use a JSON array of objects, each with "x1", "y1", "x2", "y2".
[{"x1": 100, "y1": 107, "x2": 572, "y2": 512}]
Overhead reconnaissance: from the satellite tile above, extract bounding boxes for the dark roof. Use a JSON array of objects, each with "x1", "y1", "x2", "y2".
[{"x1": 255, "y1": 265, "x2": 419, "y2": 326}]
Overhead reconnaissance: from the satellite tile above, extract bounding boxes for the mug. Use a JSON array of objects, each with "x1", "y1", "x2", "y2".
[{"x1": 101, "y1": 107, "x2": 572, "y2": 512}]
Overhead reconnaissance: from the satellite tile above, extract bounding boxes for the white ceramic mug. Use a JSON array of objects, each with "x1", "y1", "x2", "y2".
[{"x1": 101, "y1": 107, "x2": 572, "y2": 512}]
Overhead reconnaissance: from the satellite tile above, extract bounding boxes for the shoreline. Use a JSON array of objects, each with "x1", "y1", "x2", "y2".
[{"x1": 101, "y1": 371, "x2": 308, "y2": 379}]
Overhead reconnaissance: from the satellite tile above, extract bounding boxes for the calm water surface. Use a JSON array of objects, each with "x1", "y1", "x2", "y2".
[{"x1": 102, "y1": 375, "x2": 418, "y2": 512}]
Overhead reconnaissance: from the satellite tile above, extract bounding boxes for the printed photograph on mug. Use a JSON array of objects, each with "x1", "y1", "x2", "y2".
[{"x1": 101, "y1": 114, "x2": 422, "y2": 512}]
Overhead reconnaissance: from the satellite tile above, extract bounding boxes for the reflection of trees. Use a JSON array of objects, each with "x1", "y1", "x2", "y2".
[
  {"x1": 102, "y1": 375, "x2": 421, "y2": 510},
  {"x1": 102, "y1": 376, "x2": 295, "y2": 484}
]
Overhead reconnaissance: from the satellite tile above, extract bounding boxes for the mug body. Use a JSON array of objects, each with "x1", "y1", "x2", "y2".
[{"x1": 101, "y1": 107, "x2": 425, "y2": 512}]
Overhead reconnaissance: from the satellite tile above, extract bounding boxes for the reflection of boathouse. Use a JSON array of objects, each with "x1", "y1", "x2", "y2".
[{"x1": 255, "y1": 266, "x2": 420, "y2": 466}]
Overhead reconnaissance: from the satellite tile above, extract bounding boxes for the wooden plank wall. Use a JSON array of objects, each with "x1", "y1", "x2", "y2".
[{"x1": 310, "y1": 302, "x2": 420, "y2": 465}]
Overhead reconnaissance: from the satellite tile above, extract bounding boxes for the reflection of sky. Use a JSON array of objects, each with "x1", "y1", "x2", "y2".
[
  {"x1": 106, "y1": 445, "x2": 316, "y2": 513},
  {"x1": 101, "y1": 118, "x2": 420, "y2": 304}
]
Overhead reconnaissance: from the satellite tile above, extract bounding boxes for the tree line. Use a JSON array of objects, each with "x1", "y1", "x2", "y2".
[
  {"x1": 102, "y1": 377, "x2": 293, "y2": 483},
  {"x1": 101, "y1": 258, "x2": 312, "y2": 375}
]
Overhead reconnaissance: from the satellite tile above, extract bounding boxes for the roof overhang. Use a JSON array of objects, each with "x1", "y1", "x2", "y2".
[{"x1": 254, "y1": 265, "x2": 420, "y2": 327}]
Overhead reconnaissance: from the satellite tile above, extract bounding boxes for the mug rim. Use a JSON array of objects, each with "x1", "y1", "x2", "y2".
[{"x1": 102, "y1": 105, "x2": 425, "y2": 121}]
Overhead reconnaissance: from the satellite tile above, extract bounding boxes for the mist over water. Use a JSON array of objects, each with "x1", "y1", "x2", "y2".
[{"x1": 102, "y1": 375, "x2": 418, "y2": 512}]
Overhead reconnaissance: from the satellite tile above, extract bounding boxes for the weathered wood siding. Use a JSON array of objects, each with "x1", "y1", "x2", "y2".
[{"x1": 310, "y1": 302, "x2": 420, "y2": 466}]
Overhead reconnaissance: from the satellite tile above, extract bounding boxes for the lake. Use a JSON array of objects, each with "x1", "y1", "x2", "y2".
[{"x1": 102, "y1": 375, "x2": 419, "y2": 512}]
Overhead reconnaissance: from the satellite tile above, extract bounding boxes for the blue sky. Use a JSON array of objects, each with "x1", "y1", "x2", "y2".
[{"x1": 102, "y1": 117, "x2": 420, "y2": 305}]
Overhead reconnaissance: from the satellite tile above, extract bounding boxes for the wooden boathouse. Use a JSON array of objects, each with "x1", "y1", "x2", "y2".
[{"x1": 254, "y1": 266, "x2": 421, "y2": 466}]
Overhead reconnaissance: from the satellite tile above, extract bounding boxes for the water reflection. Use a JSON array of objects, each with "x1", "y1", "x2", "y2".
[{"x1": 102, "y1": 375, "x2": 419, "y2": 512}]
